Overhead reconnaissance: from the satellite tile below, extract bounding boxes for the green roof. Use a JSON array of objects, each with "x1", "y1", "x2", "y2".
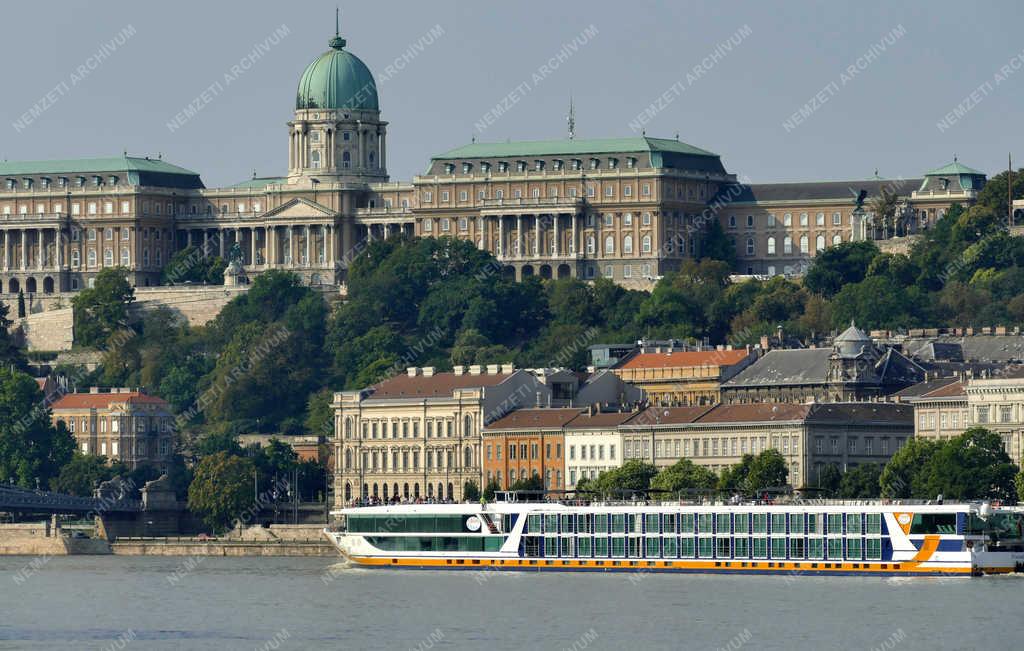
[
  {"x1": 0, "y1": 155, "x2": 199, "y2": 177},
  {"x1": 925, "y1": 160, "x2": 984, "y2": 176},
  {"x1": 296, "y1": 35, "x2": 378, "y2": 111},
  {"x1": 226, "y1": 177, "x2": 286, "y2": 190},
  {"x1": 432, "y1": 136, "x2": 719, "y2": 160}
]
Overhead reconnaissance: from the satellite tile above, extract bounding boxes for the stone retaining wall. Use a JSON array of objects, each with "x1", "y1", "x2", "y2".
[{"x1": 111, "y1": 539, "x2": 336, "y2": 557}]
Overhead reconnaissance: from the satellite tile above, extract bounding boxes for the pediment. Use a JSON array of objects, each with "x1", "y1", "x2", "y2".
[{"x1": 263, "y1": 197, "x2": 335, "y2": 220}]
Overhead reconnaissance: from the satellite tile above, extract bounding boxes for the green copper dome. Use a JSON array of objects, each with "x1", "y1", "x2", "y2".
[{"x1": 295, "y1": 33, "x2": 378, "y2": 111}]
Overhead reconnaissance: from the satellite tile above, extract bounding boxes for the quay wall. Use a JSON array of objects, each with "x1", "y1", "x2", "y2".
[
  {"x1": 111, "y1": 539, "x2": 336, "y2": 557},
  {"x1": 0, "y1": 522, "x2": 111, "y2": 555}
]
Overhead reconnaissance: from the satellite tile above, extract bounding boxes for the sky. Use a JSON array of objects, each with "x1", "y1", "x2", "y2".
[{"x1": 1, "y1": 0, "x2": 1022, "y2": 188}]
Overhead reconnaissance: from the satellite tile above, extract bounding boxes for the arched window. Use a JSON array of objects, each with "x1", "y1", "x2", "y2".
[
  {"x1": 746, "y1": 238, "x2": 755, "y2": 255},
  {"x1": 767, "y1": 236, "x2": 776, "y2": 255},
  {"x1": 832, "y1": 234, "x2": 842, "y2": 246},
  {"x1": 344, "y1": 483, "x2": 351, "y2": 503},
  {"x1": 623, "y1": 235, "x2": 633, "y2": 254},
  {"x1": 783, "y1": 236, "x2": 793, "y2": 254},
  {"x1": 604, "y1": 235, "x2": 614, "y2": 254},
  {"x1": 87, "y1": 249, "x2": 97, "y2": 268},
  {"x1": 815, "y1": 235, "x2": 825, "y2": 252},
  {"x1": 71, "y1": 250, "x2": 80, "y2": 267},
  {"x1": 800, "y1": 235, "x2": 809, "y2": 254},
  {"x1": 463, "y1": 415, "x2": 472, "y2": 437},
  {"x1": 311, "y1": 150, "x2": 321, "y2": 169},
  {"x1": 464, "y1": 445, "x2": 472, "y2": 468},
  {"x1": 641, "y1": 234, "x2": 651, "y2": 253},
  {"x1": 344, "y1": 449, "x2": 352, "y2": 470},
  {"x1": 345, "y1": 418, "x2": 352, "y2": 437},
  {"x1": 120, "y1": 247, "x2": 130, "y2": 266},
  {"x1": 369, "y1": 151, "x2": 376, "y2": 167},
  {"x1": 586, "y1": 235, "x2": 595, "y2": 254}
]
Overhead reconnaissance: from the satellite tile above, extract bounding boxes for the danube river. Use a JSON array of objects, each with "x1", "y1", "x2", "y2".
[{"x1": 1, "y1": 555, "x2": 1020, "y2": 650}]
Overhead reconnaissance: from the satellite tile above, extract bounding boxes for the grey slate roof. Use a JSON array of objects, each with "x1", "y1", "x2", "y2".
[
  {"x1": 721, "y1": 349, "x2": 833, "y2": 387},
  {"x1": 903, "y1": 335, "x2": 1024, "y2": 363},
  {"x1": 721, "y1": 178, "x2": 922, "y2": 204}
]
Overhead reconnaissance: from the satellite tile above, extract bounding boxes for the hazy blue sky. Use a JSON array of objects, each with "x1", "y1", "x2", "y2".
[{"x1": 2, "y1": 1, "x2": 1021, "y2": 187}]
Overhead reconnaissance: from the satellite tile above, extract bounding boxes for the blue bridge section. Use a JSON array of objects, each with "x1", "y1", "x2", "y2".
[{"x1": 0, "y1": 485, "x2": 141, "y2": 515}]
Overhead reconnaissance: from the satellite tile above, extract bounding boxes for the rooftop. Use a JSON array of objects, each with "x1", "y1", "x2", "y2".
[
  {"x1": 0, "y1": 155, "x2": 200, "y2": 178},
  {"x1": 485, "y1": 408, "x2": 583, "y2": 431},
  {"x1": 926, "y1": 160, "x2": 985, "y2": 176},
  {"x1": 622, "y1": 406, "x2": 714, "y2": 427},
  {"x1": 724, "y1": 177, "x2": 921, "y2": 204},
  {"x1": 369, "y1": 370, "x2": 514, "y2": 399},
  {"x1": 432, "y1": 136, "x2": 719, "y2": 160},
  {"x1": 722, "y1": 348, "x2": 834, "y2": 387},
  {"x1": 893, "y1": 377, "x2": 963, "y2": 400},
  {"x1": 51, "y1": 390, "x2": 170, "y2": 411},
  {"x1": 617, "y1": 349, "x2": 750, "y2": 370}
]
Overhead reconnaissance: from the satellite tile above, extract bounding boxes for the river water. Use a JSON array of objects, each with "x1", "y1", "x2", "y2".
[{"x1": 0, "y1": 555, "x2": 1020, "y2": 650}]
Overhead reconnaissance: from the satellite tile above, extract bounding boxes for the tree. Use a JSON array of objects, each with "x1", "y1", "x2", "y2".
[
  {"x1": 815, "y1": 463, "x2": 842, "y2": 497},
  {"x1": 482, "y1": 478, "x2": 502, "y2": 502},
  {"x1": 161, "y1": 246, "x2": 225, "y2": 285},
  {"x1": 838, "y1": 464, "x2": 882, "y2": 499},
  {"x1": 50, "y1": 454, "x2": 127, "y2": 496},
  {"x1": 701, "y1": 218, "x2": 737, "y2": 267},
  {"x1": 16, "y1": 290, "x2": 25, "y2": 319},
  {"x1": 921, "y1": 428, "x2": 1017, "y2": 501},
  {"x1": 651, "y1": 458, "x2": 717, "y2": 495},
  {"x1": 187, "y1": 452, "x2": 257, "y2": 531},
  {"x1": 463, "y1": 480, "x2": 480, "y2": 502},
  {"x1": 0, "y1": 300, "x2": 27, "y2": 371},
  {"x1": 0, "y1": 368, "x2": 74, "y2": 489},
  {"x1": 71, "y1": 267, "x2": 135, "y2": 348},
  {"x1": 803, "y1": 241, "x2": 879, "y2": 298},
  {"x1": 192, "y1": 426, "x2": 243, "y2": 458},
  {"x1": 508, "y1": 475, "x2": 544, "y2": 492},
  {"x1": 880, "y1": 438, "x2": 942, "y2": 498},
  {"x1": 718, "y1": 455, "x2": 754, "y2": 493},
  {"x1": 590, "y1": 460, "x2": 658, "y2": 496},
  {"x1": 746, "y1": 449, "x2": 789, "y2": 493}
]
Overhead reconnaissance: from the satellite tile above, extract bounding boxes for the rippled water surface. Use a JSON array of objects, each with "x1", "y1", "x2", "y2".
[{"x1": 1, "y1": 555, "x2": 1021, "y2": 650}]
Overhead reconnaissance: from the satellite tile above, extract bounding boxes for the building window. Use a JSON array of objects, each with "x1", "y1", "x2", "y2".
[
  {"x1": 977, "y1": 406, "x2": 989, "y2": 424},
  {"x1": 641, "y1": 235, "x2": 651, "y2": 253},
  {"x1": 800, "y1": 212, "x2": 808, "y2": 226},
  {"x1": 783, "y1": 213, "x2": 792, "y2": 226},
  {"x1": 623, "y1": 235, "x2": 633, "y2": 254},
  {"x1": 728, "y1": 215, "x2": 737, "y2": 229},
  {"x1": 746, "y1": 238, "x2": 755, "y2": 255},
  {"x1": 604, "y1": 265, "x2": 613, "y2": 278},
  {"x1": 816, "y1": 212, "x2": 825, "y2": 226},
  {"x1": 783, "y1": 236, "x2": 793, "y2": 254},
  {"x1": 604, "y1": 235, "x2": 614, "y2": 254},
  {"x1": 832, "y1": 234, "x2": 842, "y2": 246},
  {"x1": 833, "y1": 212, "x2": 842, "y2": 225},
  {"x1": 816, "y1": 235, "x2": 825, "y2": 252},
  {"x1": 767, "y1": 213, "x2": 776, "y2": 227},
  {"x1": 800, "y1": 235, "x2": 809, "y2": 254},
  {"x1": 586, "y1": 235, "x2": 595, "y2": 254},
  {"x1": 767, "y1": 236, "x2": 776, "y2": 255}
]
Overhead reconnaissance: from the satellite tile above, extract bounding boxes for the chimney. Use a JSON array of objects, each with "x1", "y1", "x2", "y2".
[
  {"x1": 486, "y1": 364, "x2": 499, "y2": 375},
  {"x1": 422, "y1": 367, "x2": 435, "y2": 377},
  {"x1": 453, "y1": 365, "x2": 465, "y2": 376},
  {"x1": 500, "y1": 363, "x2": 514, "y2": 374},
  {"x1": 407, "y1": 367, "x2": 418, "y2": 377},
  {"x1": 468, "y1": 365, "x2": 482, "y2": 375}
]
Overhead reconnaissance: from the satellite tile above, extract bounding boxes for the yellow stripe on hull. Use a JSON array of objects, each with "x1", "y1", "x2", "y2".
[{"x1": 346, "y1": 556, "x2": 974, "y2": 575}]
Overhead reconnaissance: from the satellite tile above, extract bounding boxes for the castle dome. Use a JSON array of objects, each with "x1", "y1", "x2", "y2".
[
  {"x1": 295, "y1": 28, "x2": 378, "y2": 112},
  {"x1": 834, "y1": 321, "x2": 872, "y2": 358}
]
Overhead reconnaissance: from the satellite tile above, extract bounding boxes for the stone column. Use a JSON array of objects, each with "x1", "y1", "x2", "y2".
[
  {"x1": 553, "y1": 214, "x2": 560, "y2": 257},
  {"x1": 268, "y1": 227, "x2": 275, "y2": 265},
  {"x1": 2, "y1": 231, "x2": 8, "y2": 271},
  {"x1": 342, "y1": 219, "x2": 352, "y2": 267},
  {"x1": 322, "y1": 225, "x2": 328, "y2": 264},
  {"x1": 37, "y1": 229, "x2": 44, "y2": 270},
  {"x1": 250, "y1": 228, "x2": 257, "y2": 266},
  {"x1": 20, "y1": 230, "x2": 27, "y2": 270},
  {"x1": 304, "y1": 225, "x2": 311, "y2": 266},
  {"x1": 379, "y1": 126, "x2": 387, "y2": 172},
  {"x1": 219, "y1": 229, "x2": 226, "y2": 258},
  {"x1": 515, "y1": 215, "x2": 522, "y2": 258},
  {"x1": 202, "y1": 230, "x2": 209, "y2": 258},
  {"x1": 571, "y1": 213, "x2": 578, "y2": 255},
  {"x1": 498, "y1": 217, "x2": 504, "y2": 257},
  {"x1": 57, "y1": 227, "x2": 63, "y2": 269}
]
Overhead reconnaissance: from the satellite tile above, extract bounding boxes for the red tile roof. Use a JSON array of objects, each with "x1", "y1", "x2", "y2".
[
  {"x1": 696, "y1": 403, "x2": 811, "y2": 423},
  {"x1": 618, "y1": 349, "x2": 751, "y2": 369},
  {"x1": 622, "y1": 406, "x2": 715, "y2": 427},
  {"x1": 51, "y1": 391, "x2": 170, "y2": 411},
  {"x1": 485, "y1": 408, "x2": 583, "y2": 431},
  {"x1": 370, "y1": 372, "x2": 513, "y2": 399},
  {"x1": 922, "y1": 381, "x2": 966, "y2": 399},
  {"x1": 565, "y1": 411, "x2": 641, "y2": 429}
]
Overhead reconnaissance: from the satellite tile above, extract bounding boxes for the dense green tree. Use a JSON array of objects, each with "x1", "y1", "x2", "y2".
[
  {"x1": 0, "y1": 368, "x2": 74, "y2": 489},
  {"x1": 838, "y1": 464, "x2": 882, "y2": 499},
  {"x1": 920, "y1": 428, "x2": 1017, "y2": 501},
  {"x1": 161, "y1": 246, "x2": 225, "y2": 285},
  {"x1": 71, "y1": 267, "x2": 135, "y2": 348},
  {"x1": 192, "y1": 426, "x2": 243, "y2": 458},
  {"x1": 0, "y1": 300, "x2": 27, "y2": 371},
  {"x1": 803, "y1": 241, "x2": 879, "y2": 298},
  {"x1": 879, "y1": 438, "x2": 943, "y2": 498},
  {"x1": 463, "y1": 480, "x2": 480, "y2": 502},
  {"x1": 700, "y1": 218, "x2": 737, "y2": 267},
  {"x1": 651, "y1": 458, "x2": 718, "y2": 495},
  {"x1": 187, "y1": 452, "x2": 257, "y2": 531},
  {"x1": 49, "y1": 455, "x2": 127, "y2": 496},
  {"x1": 815, "y1": 463, "x2": 842, "y2": 496},
  {"x1": 746, "y1": 449, "x2": 789, "y2": 493},
  {"x1": 482, "y1": 479, "x2": 502, "y2": 502},
  {"x1": 830, "y1": 275, "x2": 929, "y2": 330},
  {"x1": 718, "y1": 455, "x2": 754, "y2": 493},
  {"x1": 590, "y1": 460, "x2": 658, "y2": 497},
  {"x1": 508, "y1": 475, "x2": 544, "y2": 492}
]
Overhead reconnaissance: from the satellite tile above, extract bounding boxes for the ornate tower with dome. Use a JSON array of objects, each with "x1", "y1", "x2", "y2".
[{"x1": 287, "y1": 16, "x2": 388, "y2": 185}]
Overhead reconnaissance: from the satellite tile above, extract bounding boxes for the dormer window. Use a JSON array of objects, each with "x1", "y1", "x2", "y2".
[
  {"x1": 589, "y1": 158, "x2": 600, "y2": 170},
  {"x1": 480, "y1": 162, "x2": 491, "y2": 173},
  {"x1": 5, "y1": 179, "x2": 14, "y2": 190},
  {"x1": 940, "y1": 178, "x2": 949, "y2": 190},
  {"x1": 41, "y1": 177, "x2": 51, "y2": 189},
  {"x1": 535, "y1": 160, "x2": 545, "y2": 171},
  {"x1": 22, "y1": 178, "x2": 32, "y2": 189},
  {"x1": 553, "y1": 159, "x2": 564, "y2": 171},
  {"x1": 462, "y1": 162, "x2": 473, "y2": 174},
  {"x1": 76, "y1": 176, "x2": 86, "y2": 187},
  {"x1": 93, "y1": 176, "x2": 102, "y2": 186},
  {"x1": 58, "y1": 177, "x2": 68, "y2": 187},
  {"x1": 608, "y1": 158, "x2": 618, "y2": 169},
  {"x1": 627, "y1": 157, "x2": 637, "y2": 168},
  {"x1": 498, "y1": 161, "x2": 509, "y2": 173},
  {"x1": 572, "y1": 159, "x2": 582, "y2": 170},
  {"x1": 109, "y1": 175, "x2": 118, "y2": 186},
  {"x1": 517, "y1": 161, "x2": 527, "y2": 173},
  {"x1": 444, "y1": 163, "x2": 455, "y2": 174}
]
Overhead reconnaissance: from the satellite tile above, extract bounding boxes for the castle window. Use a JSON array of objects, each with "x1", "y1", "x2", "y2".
[
  {"x1": 641, "y1": 235, "x2": 651, "y2": 253},
  {"x1": 311, "y1": 131, "x2": 320, "y2": 142},
  {"x1": 767, "y1": 213, "x2": 776, "y2": 227},
  {"x1": 369, "y1": 151, "x2": 376, "y2": 167},
  {"x1": 783, "y1": 213, "x2": 792, "y2": 226},
  {"x1": 800, "y1": 235, "x2": 809, "y2": 254},
  {"x1": 783, "y1": 236, "x2": 792, "y2": 254},
  {"x1": 816, "y1": 235, "x2": 825, "y2": 252},
  {"x1": 799, "y1": 212, "x2": 808, "y2": 226},
  {"x1": 833, "y1": 212, "x2": 842, "y2": 225},
  {"x1": 343, "y1": 131, "x2": 351, "y2": 141},
  {"x1": 604, "y1": 235, "x2": 614, "y2": 254},
  {"x1": 832, "y1": 234, "x2": 842, "y2": 246},
  {"x1": 311, "y1": 151, "x2": 321, "y2": 169},
  {"x1": 532, "y1": 188, "x2": 540, "y2": 198},
  {"x1": 535, "y1": 160, "x2": 544, "y2": 171},
  {"x1": 623, "y1": 234, "x2": 633, "y2": 254},
  {"x1": 590, "y1": 158, "x2": 600, "y2": 170},
  {"x1": 746, "y1": 238, "x2": 755, "y2": 255},
  {"x1": 624, "y1": 185, "x2": 632, "y2": 197},
  {"x1": 343, "y1": 151, "x2": 351, "y2": 167},
  {"x1": 441, "y1": 191, "x2": 449, "y2": 202},
  {"x1": 517, "y1": 161, "x2": 527, "y2": 172},
  {"x1": 459, "y1": 191, "x2": 467, "y2": 202},
  {"x1": 463, "y1": 162, "x2": 473, "y2": 174},
  {"x1": 423, "y1": 219, "x2": 433, "y2": 232},
  {"x1": 553, "y1": 159, "x2": 563, "y2": 171},
  {"x1": 816, "y1": 212, "x2": 825, "y2": 226},
  {"x1": 767, "y1": 236, "x2": 776, "y2": 255}
]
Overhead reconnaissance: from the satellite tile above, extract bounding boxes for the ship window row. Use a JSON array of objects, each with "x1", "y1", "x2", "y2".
[
  {"x1": 528, "y1": 535, "x2": 883, "y2": 561},
  {"x1": 348, "y1": 514, "x2": 472, "y2": 533},
  {"x1": 525, "y1": 513, "x2": 882, "y2": 535},
  {"x1": 367, "y1": 536, "x2": 505, "y2": 553}
]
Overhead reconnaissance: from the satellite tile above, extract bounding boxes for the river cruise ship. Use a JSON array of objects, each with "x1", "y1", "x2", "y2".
[{"x1": 326, "y1": 496, "x2": 1024, "y2": 577}]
